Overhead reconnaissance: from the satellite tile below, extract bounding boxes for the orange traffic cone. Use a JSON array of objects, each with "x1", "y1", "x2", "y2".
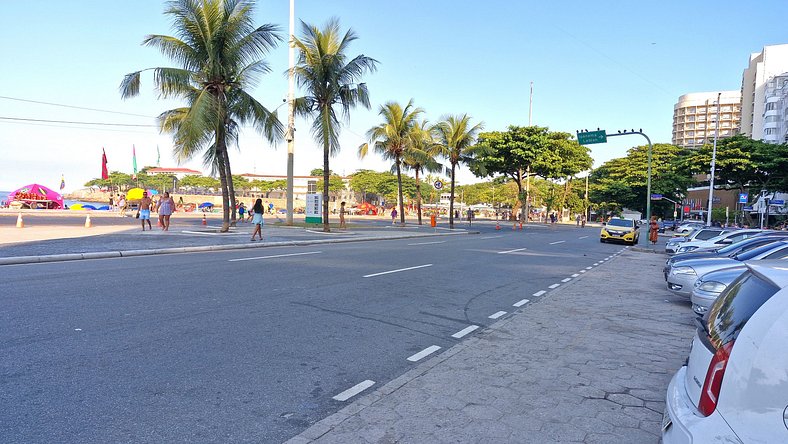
[
  {"x1": 84, "y1": 214, "x2": 92, "y2": 228},
  {"x1": 16, "y1": 213, "x2": 24, "y2": 228},
  {"x1": 202, "y1": 214, "x2": 207, "y2": 225}
]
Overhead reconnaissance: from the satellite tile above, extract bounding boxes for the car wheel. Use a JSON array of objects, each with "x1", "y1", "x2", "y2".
[{"x1": 600, "y1": 238, "x2": 605, "y2": 243}]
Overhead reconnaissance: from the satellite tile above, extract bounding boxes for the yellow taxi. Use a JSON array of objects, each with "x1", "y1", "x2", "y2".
[{"x1": 600, "y1": 217, "x2": 639, "y2": 245}]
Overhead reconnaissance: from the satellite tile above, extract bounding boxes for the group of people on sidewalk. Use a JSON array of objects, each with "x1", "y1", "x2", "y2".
[{"x1": 136, "y1": 192, "x2": 175, "y2": 231}]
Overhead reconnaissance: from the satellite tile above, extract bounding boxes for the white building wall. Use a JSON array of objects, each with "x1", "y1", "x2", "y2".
[
  {"x1": 672, "y1": 91, "x2": 741, "y2": 148},
  {"x1": 740, "y1": 44, "x2": 788, "y2": 140}
]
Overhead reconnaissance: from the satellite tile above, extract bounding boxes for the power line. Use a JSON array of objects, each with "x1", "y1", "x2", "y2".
[
  {"x1": 0, "y1": 116, "x2": 157, "y2": 127},
  {"x1": 0, "y1": 95, "x2": 156, "y2": 118}
]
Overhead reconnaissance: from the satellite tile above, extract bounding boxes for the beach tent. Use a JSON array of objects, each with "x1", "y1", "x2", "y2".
[
  {"x1": 97, "y1": 205, "x2": 110, "y2": 210},
  {"x1": 198, "y1": 202, "x2": 214, "y2": 209},
  {"x1": 126, "y1": 188, "x2": 145, "y2": 200},
  {"x1": 354, "y1": 202, "x2": 378, "y2": 215},
  {"x1": 7, "y1": 183, "x2": 64, "y2": 209},
  {"x1": 70, "y1": 204, "x2": 85, "y2": 210}
]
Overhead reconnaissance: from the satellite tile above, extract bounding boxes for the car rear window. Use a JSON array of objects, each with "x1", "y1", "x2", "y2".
[
  {"x1": 607, "y1": 219, "x2": 633, "y2": 228},
  {"x1": 734, "y1": 242, "x2": 787, "y2": 261},
  {"x1": 695, "y1": 230, "x2": 723, "y2": 240},
  {"x1": 706, "y1": 272, "x2": 780, "y2": 350}
]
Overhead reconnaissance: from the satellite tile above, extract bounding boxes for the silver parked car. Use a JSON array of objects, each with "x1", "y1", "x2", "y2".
[
  {"x1": 663, "y1": 235, "x2": 788, "y2": 280},
  {"x1": 665, "y1": 228, "x2": 728, "y2": 254},
  {"x1": 667, "y1": 241, "x2": 788, "y2": 297}
]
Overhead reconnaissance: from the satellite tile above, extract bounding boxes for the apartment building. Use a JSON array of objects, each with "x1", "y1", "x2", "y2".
[
  {"x1": 672, "y1": 91, "x2": 741, "y2": 148},
  {"x1": 740, "y1": 44, "x2": 788, "y2": 140},
  {"x1": 762, "y1": 72, "x2": 788, "y2": 144}
]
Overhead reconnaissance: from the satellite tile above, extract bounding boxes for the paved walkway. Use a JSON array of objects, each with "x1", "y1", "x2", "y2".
[{"x1": 287, "y1": 250, "x2": 693, "y2": 444}]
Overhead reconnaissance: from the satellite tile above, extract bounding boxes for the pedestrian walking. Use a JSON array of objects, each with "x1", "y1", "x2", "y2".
[
  {"x1": 157, "y1": 192, "x2": 175, "y2": 231},
  {"x1": 467, "y1": 208, "x2": 474, "y2": 226},
  {"x1": 339, "y1": 201, "x2": 347, "y2": 229},
  {"x1": 391, "y1": 208, "x2": 397, "y2": 225},
  {"x1": 238, "y1": 202, "x2": 246, "y2": 222},
  {"x1": 649, "y1": 216, "x2": 659, "y2": 245},
  {"x1": 138, "y1": 191, "x2": 153, "y2": 231},
  {"x1": 117, "y1": 195, "x2": 126, "y2": 217},
  {"x1": 108, "y1": 195, "x2": 114, "y2": 211},
  {"x1": 576, "y1": 214, "x2": 580, "y2": 226},
  {"x1": 250, "y1": 199, "x2": 264, "y2": 241},
  {"x1": 581, "y1": 214, "x2": 586, "y2": 228}
]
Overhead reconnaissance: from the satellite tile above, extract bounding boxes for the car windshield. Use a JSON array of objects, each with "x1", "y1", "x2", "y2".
[
  {"x1": 718, "y1": 237, "x2": 769, "y2": 255},
  {"x1": 706, "y1": 272, "x2": 780, "y2": 350},
  {"x1": 694, "y1": 230, "x2": 724, "y2": 240},
  {"x1": 607, "y1": 219, "x2": 633, "y2": 228},
  {"x1": 733, "y1": 242, "x2": 787, "y2": 261}
]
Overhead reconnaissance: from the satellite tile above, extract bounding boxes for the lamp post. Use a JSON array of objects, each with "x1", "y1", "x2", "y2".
[
  {"x1": 285, "y1": 0, "x2": 296, "y2": 225},
  {"x1": 706, "y1": 93, "x2": 721, "y2": 227}
]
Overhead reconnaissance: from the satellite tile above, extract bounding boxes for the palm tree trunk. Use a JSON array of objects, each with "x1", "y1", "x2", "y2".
[
  {"x1": 216, "y1": 144, "x2": 231, "y2": 233},
  {"x1": 224, "y1": 155, "x2": 237, "y2": 227},
  {"x1": 449, "y1": 162, "x2": 456, "y2": 229},
  {"x1": 415, "y1": 166, "x2": 422, "y2": 225},
  {"x1": 396, "y1": 157, "x2": 405, "y2": 225},
  {"x1": 323, "y1": 141, "x2": 330, "y2": 232}
]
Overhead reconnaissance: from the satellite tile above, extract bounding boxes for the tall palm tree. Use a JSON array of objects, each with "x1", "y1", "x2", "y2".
[
  {"x1": 292, "y1": 18, "x2": 377, "y2": 232},
  {"x1": 358, "y1": 100, "x2": 423, "y2": 225},
  {"x1": 120, "y1": 0, "x2": 283, "y2": 232},
  {"x1": 433, "y1": 114, "x2": 485, "y2": 229},
  {"x1": 401, "y1": 120, "x2": 441, "y2": 225}
]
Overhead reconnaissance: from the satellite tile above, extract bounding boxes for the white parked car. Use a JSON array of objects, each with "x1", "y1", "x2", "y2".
[
  {"x1": 675, "y1": 222, "x2": 706, "y2": 234},
  {"x1": 663, "y1": 260, "x2": 788, "y2": 443},
  {"x1": 675, "y1": 229, "x2": 763, "y2": 254},
  {"x1": 665, "y1": 228, "x2": 729, "y2": 254}
]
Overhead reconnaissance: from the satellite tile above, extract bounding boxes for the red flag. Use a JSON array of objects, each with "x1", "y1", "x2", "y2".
[{"x1": 101, "y1": 148, "x2": 109, "y2": 180}]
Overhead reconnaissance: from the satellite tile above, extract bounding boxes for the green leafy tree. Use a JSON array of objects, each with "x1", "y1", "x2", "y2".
[
  {"x1": 433, "y1": 114, "x2": 485, "y2": 228},
  {"x1": 752, "y1": 141, "x2": 788, "y2": 191},
  {"x1": 682, "y1": 135, "x2": 759, "y2": 192},
  {"x1": 317, "y1": 174, "x2": 347, "y2": 203},
  {"x1": 358, "y1": 100, "x2": 423, "y2": 225},
  {"x1": 402, "y1": 120, "x2": 441, "y2": 224},
  {"x1": 293, "y1": 18, "x2": 377, "y2": 232},
  {"x1": 120, "y1": 0, "x2": 284, "y2": 232}
]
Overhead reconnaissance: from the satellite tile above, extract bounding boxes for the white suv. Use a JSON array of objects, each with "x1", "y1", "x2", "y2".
[
  {"x1": 663, "y1": 260, "x2": 788, "y2": 443},
  {"x1": 675, "y1": 229, "x2": 762, "y2": 254}
]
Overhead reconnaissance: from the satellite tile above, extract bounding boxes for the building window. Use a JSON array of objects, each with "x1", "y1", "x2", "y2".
[
  {"x1": 765, "y1": 128, "x2": 776, "y2": 135},
  {"x1": 766, "y1": 102, "x2": 776, "y2": 111},
  {"x1": 307, "y1": 180, "x2": 317, "y2": 193}
]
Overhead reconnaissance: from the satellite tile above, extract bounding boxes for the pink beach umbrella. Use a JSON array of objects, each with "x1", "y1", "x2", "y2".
[{"x1": 7, "y1": 183, "x2": 64, "y2": 209}]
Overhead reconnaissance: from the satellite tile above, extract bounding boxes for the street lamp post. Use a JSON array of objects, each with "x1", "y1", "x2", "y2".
[
  {"x1": 285, "y1": 0, "x2": 296, "y2": 225},
  {"x1": 706, "y1": 92, "x2": 722, "y2": 227}
]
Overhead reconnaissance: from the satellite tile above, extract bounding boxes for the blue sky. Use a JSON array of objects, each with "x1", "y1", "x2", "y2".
[{"x1": 1, "y1": 0, "x2": 787, "y2": 192}]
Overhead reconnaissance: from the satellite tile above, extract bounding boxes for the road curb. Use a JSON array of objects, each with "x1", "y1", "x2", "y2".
[{"x1": 0, "y1": 230, "x2": 480, "y2": 266}]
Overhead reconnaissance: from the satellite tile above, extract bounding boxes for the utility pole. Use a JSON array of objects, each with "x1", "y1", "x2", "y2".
[
  {"x1": 524, "y1": 81, "x2": 533, "y2": 224},
  {"x1": 706, "y1": 92, "x2": 721, "y2": 226},
  {"x1": 285, "y1": 0, "x2": 296, "y2": 225}
]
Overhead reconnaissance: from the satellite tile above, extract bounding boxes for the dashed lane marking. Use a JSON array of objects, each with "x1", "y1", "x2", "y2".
[
  {"x1": 580, "y1": 270, "x2": 587, "y2": 273},
  {"x1": 451, "y1": 325, "x2": 479, "y2": 338},
  {"x1": 571, "y1": 273, "x2": 579, "y2": 277},
  {"x1": 407, "y1": 241, "x2": 446, "y2": 246},
  {"x1": 561, "y1": 278, "x2": 572, "y2": 283},
  {"x1": 333, "y1": 380, "x2": 375, "y2": 401},
  {"x1": 498, "y1": 247, "x2": 528, "y2": 254},
  {"x1": 548, "y1": 283, "x2": 561, "y2": 289},
  {"x1": 513, "y1": 299, "x2": 530, "y2": 307},
  {"x1": 363, "y1": 264, "x2": 433, "y2": 278},
  {"x1": 549, "y1": 240, "x2": 565, "y2": 245},
  {"x1": 481, "y1": 235, "x2": 504, "y2": 239},
  {"x1": 579, "y1": 235, "x2": 589, "y2": 239},
  {"x1": 489, "y1": 311, "x2": 507, "y2": 319},
  {"x1": 407, "y1": 345, "x2": 441, "y2": 362},
  {"x1": 533, "y1": 290, "x2": 546, "y2": 297},
  {"x1": 229, "y1": 251, "x2": 322, "y2": 262}
]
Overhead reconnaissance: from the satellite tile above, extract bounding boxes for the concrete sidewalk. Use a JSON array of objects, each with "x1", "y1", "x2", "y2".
[{"x1": 287, "y1": 250, "x2": 693, "y2": 444}]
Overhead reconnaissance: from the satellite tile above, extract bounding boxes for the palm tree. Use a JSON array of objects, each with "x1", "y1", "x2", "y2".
[
  {"x1": 433, "y1": 114, "x2": 485, "y2": 229},
  {"x1": 401, "y1": 120, "x2": 441, "y2": 225},
  {"x1": 292, "y1": 18, "x2": 377, "y2": 232},
  {"x1": 358, "y1": 100, "x2": 423, "y2": 225},
  {"x1": 120, "y1": 0, "x2": 283, "y2": 232}
]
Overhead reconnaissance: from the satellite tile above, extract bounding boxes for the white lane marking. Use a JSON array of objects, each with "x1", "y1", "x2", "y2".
[
  {"x1": 549, "y1": 240, "x2": 565, "y2": 245},
  {"x1": 333, "y1": 380, "x2": 375, "y2": 401},
  {"x1": 580, "y1": 270, "x2": 587, "y2": 273},
  {"x1": 561, "y1": 278, "x2": 571, "y2": 283},
  {"x1": 604, "y1": 257, "x2": 610, "y2": 261},
  {"x1": 489, "y1": 311, "x2": 507, "y2": 319},
  {"x1": 593, "y1": 263, "x2": 600, "y2": 266},
  {"x1": 451, "y1": 325, "x2": 479, "y2": 339},
  {"x1": 585, "y1": 266, "x2": 593, "y2": 270},
  {"x1": 579, "y1": 235, "x2": 589, "y2": 239},
  {"x1": 533, "y1": 290, "x2": 546, "y2": 297},
  {"x1": 498, "y1": 247, "x2": 528, "y2": 254},
  {"x1": 181, "y1": 230, "x2": 222, "y2": 236},
  {"x1": 571, "y1": 273, "x2": 579, "y2": 278},
  {"x1": 548, "y1": 283, "x2": 561, "y2": 289},
  {"x1": 229, "y1": 251, "x2": 322, "y2": 262},
  {"x1": 481, "y1": 235, "x2": 504, "y2": 239},
  {"x1": 407, "y1": 345, "x2": 441, "y2": 362},
  {"x1": 513, "y1": 299, "x2": 530, "y2": 307},
  {"x1": 363, "y1": 264, "x2": 433, "y2": 278},
  {"x1": 407, "y1": 241, "x2": 446, "y2": 246}
]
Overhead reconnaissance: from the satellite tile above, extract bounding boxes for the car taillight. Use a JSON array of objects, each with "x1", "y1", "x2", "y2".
[{"x1": 698, "y1": 340, "x2": 735, "y2": 416}]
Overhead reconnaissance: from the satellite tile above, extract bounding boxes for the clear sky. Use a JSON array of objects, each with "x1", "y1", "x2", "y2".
[{"x1": 1, "y1": 0, "x2": 787, "y2": 193}]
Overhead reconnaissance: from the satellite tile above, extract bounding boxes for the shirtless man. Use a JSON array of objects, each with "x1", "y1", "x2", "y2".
[{"x1": 139, "y1": 191, "x2": 153, "y2": 231}]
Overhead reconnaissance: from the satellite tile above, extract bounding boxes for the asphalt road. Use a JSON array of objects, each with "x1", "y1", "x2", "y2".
[{"x1": 0, "y1": 223, "x2": 643, "y2": 443}]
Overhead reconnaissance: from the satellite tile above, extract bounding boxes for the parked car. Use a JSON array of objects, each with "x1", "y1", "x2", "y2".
[
  {"x1": 667, "y1": 241, "x2": 788, "y2": 297},
  {"x1": 662, "y1": 260, "x2": 788, "y2": 443},
  {"x1": 690, "y1": 266, "x2": 747, "y2": 317},
  {"x1": 675, "y1": 229, "x2": 763, "y2": 253},
  {"x1": 675, "y1": 222, "x2": 706, "y2": 234},
  {"x1": 664, "y1": 234, "x2": 788, "y2": 279},
  {"x1": 599, "y1": 217, "x2": 639, "y2": 245},
  {"x1": 665, "y1": 228, "x2": 729, "y2": 254}
]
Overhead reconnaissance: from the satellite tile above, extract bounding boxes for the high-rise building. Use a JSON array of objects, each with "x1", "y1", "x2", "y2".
[
  {"x1": 740, "y1": 44, "x2": 788, "y2": 140},
  {"x1": 672, "y1": 91, "x2": 741, "y2": 148},
  {"x1": 762, "y1": 72, "x2": 788, "y2": 144}
]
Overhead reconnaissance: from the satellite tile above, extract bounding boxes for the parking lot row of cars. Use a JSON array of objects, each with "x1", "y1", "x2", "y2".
[{"x1": 660, "y1": 226, "x2": 788, "y2": 443}]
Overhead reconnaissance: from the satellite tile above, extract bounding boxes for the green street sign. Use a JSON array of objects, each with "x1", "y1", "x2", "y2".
[{"x1": 577, "y1": 130, "x2": 607, "y2": 145}]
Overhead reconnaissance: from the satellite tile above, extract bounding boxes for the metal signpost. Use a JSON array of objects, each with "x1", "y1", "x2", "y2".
[{"x1": 305, "y1": 193, "x2": 322, "y2": 224}]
